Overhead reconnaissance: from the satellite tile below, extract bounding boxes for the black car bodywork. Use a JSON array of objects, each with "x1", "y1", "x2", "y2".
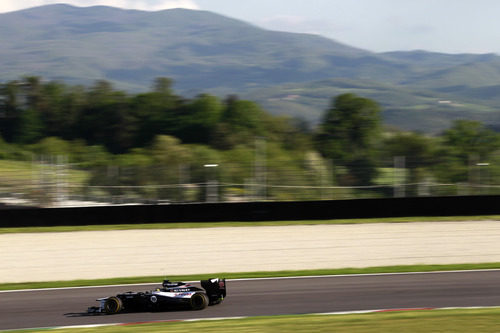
[{"x1": 88, "y1": 278, "x2": 226, "y2": 314}]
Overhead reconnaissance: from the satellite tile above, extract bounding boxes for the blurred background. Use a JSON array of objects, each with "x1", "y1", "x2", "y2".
[
  {"x1": 1, "y1": 77, "x2": 499, "y2": 208},
  {"x1": 2, "y1": 2, "x2": 500, "y2": 207}
]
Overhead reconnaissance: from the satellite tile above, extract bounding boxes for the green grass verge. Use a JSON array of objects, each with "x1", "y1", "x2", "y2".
[
  {"x1": 2, "y1": 215, "x2": 500, "y2": 234},
  {"x1": 9, "y1": 308, "x2": 500, "y2": 332},
  {"x1": 2, "y1": 263, "x2": 500, "y2": 291}
]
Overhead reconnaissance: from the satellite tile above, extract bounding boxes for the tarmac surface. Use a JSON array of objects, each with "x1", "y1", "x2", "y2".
[
  {"x1": 1, "y1": 221, "x2": 500, "y2": 283},
  {"x1": 2, "y1": 271, "x2": 500, "y2": 330}
]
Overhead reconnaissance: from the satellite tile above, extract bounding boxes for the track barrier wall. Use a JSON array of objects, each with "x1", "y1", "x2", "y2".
[{"x1": 0, "y1": 195, "x2": 499, "y2": 228}]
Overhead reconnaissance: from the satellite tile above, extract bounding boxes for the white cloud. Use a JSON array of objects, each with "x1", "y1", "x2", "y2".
[{"x1": 0, "y1": 0, "x2": 199, "y2": 13}]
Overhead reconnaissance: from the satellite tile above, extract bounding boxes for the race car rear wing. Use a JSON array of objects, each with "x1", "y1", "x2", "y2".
[{"x1": 201, "y1": 278, "x2": 226, "y2": 304}]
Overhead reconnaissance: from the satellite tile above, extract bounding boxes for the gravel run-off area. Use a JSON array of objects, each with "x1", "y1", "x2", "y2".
[{"x1": 1, "y1": 221, "x2": 500, "y2": 283}]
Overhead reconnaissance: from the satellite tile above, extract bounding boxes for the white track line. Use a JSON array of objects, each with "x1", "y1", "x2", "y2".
[{"x1": 2, "y1": 269, "x2": 500, "y2": 293}]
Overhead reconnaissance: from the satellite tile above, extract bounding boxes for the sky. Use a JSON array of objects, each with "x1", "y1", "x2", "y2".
[{"x1": 1, "y1": 0, "x2": 499, "y2": 54}]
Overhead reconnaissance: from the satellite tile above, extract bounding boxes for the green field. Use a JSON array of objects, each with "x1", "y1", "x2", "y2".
[{"x1": 8, "y1": 308, "x2": 500, "y2": 333}]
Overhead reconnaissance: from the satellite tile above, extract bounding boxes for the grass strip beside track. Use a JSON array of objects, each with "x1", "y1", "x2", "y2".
[
  {"x1": 1, "y1": 215, "x2": 500, "y2": 234},
  {"x1": 8, "y1": 308, "x2": 500, "y2": 333},
  {"x1": 2, "y1": 263, "x2": 500, "y2": 291}
]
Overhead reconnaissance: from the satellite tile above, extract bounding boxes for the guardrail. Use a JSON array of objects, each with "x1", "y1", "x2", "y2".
[{"x1": 0, "y1": 195, "x2": 499, "y2": 228}]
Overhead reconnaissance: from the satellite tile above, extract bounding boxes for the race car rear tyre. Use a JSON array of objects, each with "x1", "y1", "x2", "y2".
[
  {"x1": 190, "y1": 292, "x2": 209, "y2": 310},
  {"x1": 104, "y1": 296, "x2": 123, "y2": 314}
]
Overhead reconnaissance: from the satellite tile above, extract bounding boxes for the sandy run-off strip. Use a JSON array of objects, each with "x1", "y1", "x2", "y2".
[{"x1": 1, "y1": 221, "x2": 500, "y2": 283}]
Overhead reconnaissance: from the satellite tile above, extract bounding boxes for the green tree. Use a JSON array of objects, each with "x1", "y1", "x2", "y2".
[
  {"x1": 316, "y1": 93, "x2": 381, "y2": 185},
  {"x1": 213, "y1": 96, "x2": 268, "y2": 149},
  {"x1": 14, "y1": 77, "x2": 47, "y2": 143},
  {"x1": 131, "y1": 78, "x2": 181, "y2": 147},
  {"x1": 442, "y1": 120, "x2": 499, "y2": 163},
  {"x1": 382, "y1": 131, "x2": 435, "y2": 195},
  {"x1": 175, "y1": 94, "x2": 223, "y2": 144},
  {"x1": 434, "y1": 120, "x2": 500, "y2": 184},
  {"x1": 0, "y1": 81, "x2": 23, "y2": 142},
  {"x1": 32, "y1": 137, "x2": 71, "y2": 156},
  {"x1": 58, "y1": 85, "x2": 86, "y2": 140},
  {"x1": 15, "y1": 108, "x2": 44, "y2": 144},
  {"x1": 79, "y1": 81, "x2": 136, "y2": 153},
  {"x1": 131, "y1": 92, "x2": 169, "y2": 147},
  {"x1": 23, "y1": 76, "x2": 43, "y2": 111},
  {"x1": 150, "y1": 135, "x2": 192, "y2": 201},
  {"x1": 83, "y1": 144, "x2": 114, "y2": 195},
  {"x1": 38, "y1": 81, "x2": 67, "y2": 138},
  {"x1": 153, "y1": 77, "x2": 175, "y2": 96}
]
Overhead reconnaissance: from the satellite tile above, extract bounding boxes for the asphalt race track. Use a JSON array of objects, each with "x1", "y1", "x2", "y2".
[{"x1": 1, "y1": 271, "x2": 500, "y2": 331}]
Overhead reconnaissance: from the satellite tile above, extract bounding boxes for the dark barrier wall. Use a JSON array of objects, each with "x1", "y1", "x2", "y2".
[{"x1": 0, "y1": 195, "x2": 499, "y2": 228}]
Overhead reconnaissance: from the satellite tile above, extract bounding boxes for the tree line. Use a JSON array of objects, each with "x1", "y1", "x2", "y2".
[
  {"x1": 1, "y1": 76, "x2": 500, "y2": 201},
  {"x1": 0, "y1": 77, "x2": 309, "y2": 153}
]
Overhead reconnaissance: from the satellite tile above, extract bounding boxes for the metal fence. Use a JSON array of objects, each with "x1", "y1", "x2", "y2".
[
  {"x1": 1, "y1": 157, "x2": 499, "y2": 207},
  {"x1": 3, "y1": 180, "x2": 500, "y2": 208}
]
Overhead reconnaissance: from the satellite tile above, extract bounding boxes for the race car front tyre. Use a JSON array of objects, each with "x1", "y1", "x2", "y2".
[
  {"x1": 190, "y1": 292, "x2": 209, "y2": 310},
  {"x1": 104, "y1": 296, "x2": 123, "y2": 314}
]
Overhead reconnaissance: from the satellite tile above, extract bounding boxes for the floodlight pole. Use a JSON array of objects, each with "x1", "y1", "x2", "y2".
[{"x1": 204, "y1": 164, "x2": 219, "y2": 202}]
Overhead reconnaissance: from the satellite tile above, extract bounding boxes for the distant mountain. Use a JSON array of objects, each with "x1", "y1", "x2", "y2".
[
  {"x1": 1, "y1": 4, "x2": 500, "y2": 132},
  {"x1": 244, "y1": 78, "x2": 500, "y2": 133},
  {"x1": 0, "y1": 4, "x2": 374, "y2": 91}
]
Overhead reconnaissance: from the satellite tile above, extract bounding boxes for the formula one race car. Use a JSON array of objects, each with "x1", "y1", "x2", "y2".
[{"x1": 88, "y1": 278, "x2": 226, "y2": 314}]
